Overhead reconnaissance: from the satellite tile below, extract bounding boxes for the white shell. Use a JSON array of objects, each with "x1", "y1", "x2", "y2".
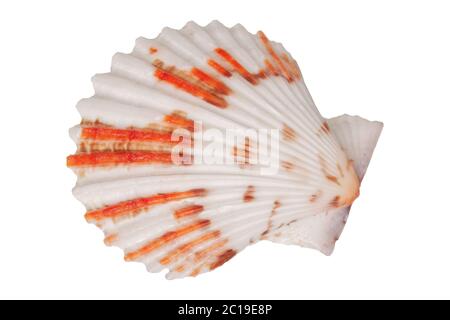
[{"x1": 67, "y1": 21, "x2": 382, "y2": 279}]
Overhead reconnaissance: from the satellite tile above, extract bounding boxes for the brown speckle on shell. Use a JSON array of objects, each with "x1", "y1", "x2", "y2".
[
  {"x1": 209, "y1": 249, "x2": 237, "y2": 270},
  {"x1": 282, "y1": 161, "x2": 295, "y2": 171},
  {"x1": 329, "y1": 196, "x2": 341, "y2": 208},
  {"x1": 261, "y1": 200, "x2": 281, "y2": 237},
  {"x1": 321, "y1": 121, "x2": 331, "y2": 134},
  {"x1": 243, "y1": 185, "x2": 255, "y2": 202},
  {"x1": 232, "y1": 137, "x2": 252, "y2": 168},
  {"x1": 309, "y1": 191, "x2": 323, "y2": 203}
]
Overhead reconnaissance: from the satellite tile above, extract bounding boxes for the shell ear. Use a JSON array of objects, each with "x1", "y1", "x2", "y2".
[
  {"x1": 267, "y1": 115, "x2": 383, "y2": 255},
  {"x1": 328, "y1": 114, "x2": 384, "y2": 181}
]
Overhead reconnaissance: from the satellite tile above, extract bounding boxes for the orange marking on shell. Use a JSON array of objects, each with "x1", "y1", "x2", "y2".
[
  {"x1": 67, "y1": 151, "x2": 174, "y2": 167},
  {"x1": 264, "y1": 59, "x2": 279, "y2": 76},
  {"x1": 164, "y1": 113, "x2": 195, "y2": 132},
  {"x1": 309, "y1": 190, "x2": 323, "y2": 203},
  {"x1": 85, "y1": 189, "x2": 207, "y2": 222},
  {"x1": 319, "y1": 155, "x2": 340, "y2": 186},
  {"x1": 159, "y1": 230, "x2": 220, "y2": 265},
  {"x1": 190, "y1": 267, "x2": 201, "y2": 277},
  {"x1": 154, "y1": 68, "x2": 227, "y2": 108},
  {"x1": 273, "y1": 200, "x2": 281, "y2": 210},
  {"x1": 174, "y1": 265, "x2": 185, "y2": 273},
  {"x1": 261, "y1": 200, "x2": 280, "y2": 237},
  {"x1": 149, "y1": 47, "x2": 158, "y2": 54},
  {"x1": 209, "y1": 249, "x2": 237, "y2": 270},
  {"x1": 243, "y1": 185, "x2": 255, "y2": 202},
  {"x1": 78, "y1": 140, "x2": 177, "y2": 153},
  {"x1": 282, "y1": 53, "x2": 302, "y2": 80},
  {"x1": 207, "y1": 59, "x2": 232, "y2": 77},
  {"x1": 81, "y1": 127, "x2": 175, "y2": 143},
  {"x1": 258, "y1": 31, "x2": 293, "y2": 82},
  {"x1": 81, "y1": 120, "x2": 112, "y2": 128},
  {"x1": 78, "y1": 142, "x2": 88, "y2": 152},
  {"x1": 281, "y1": 161, "x2": 294, "y2": 171},
  {"x1": 329, "y1": 196, "x2": 341, "y2": 208},
  {"x1": 260, "y1": 230, "x2": 269, "y2": 237},
  {"x1": 194, "y1": 239, "x2": 227, "y2": 262},
  {"x1": 282, "y1": 124, "x2": 296, "y2": 141},
  {"x1": 174, "y1": 204, "x2": 204, "y2": 219},
  {"x1": 191, "y1": 67, "x2": 231, "y2": 95},
  {"x1": 214, "y1": 48, "x2": 258, "y2": 85},
  {"x1": 104, "y1": 234, "x2": 118, "y2": 246},
  {"x1": 281, "y1": 53, "x2": 290, "y2": 64},
  {"x1": 232, "y1": 137, "x2": 251, "y2": 167},
  {"x1": 256, "y1": 69, "x2": 267, "y2": 79},
  {"x1": 124, "y1": 219, "x2": 211, "y2": 261},
  {"x1": 321, "y1": 121, "x2": 331, "y2": 134},
  {"x1": 326, "y1": 175, "x2": 341, "y2": 186},
  {"x1": 347, "y1": 159, "x2": 355, "y2": 171}
]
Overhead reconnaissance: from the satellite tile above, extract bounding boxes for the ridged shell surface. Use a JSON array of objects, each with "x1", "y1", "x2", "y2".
[{"x1": 67, "y1": 21, "x2": 380, "y2": 279}]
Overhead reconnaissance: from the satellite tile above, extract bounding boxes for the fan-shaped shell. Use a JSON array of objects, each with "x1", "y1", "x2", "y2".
[{"x1": 67, "y1": 21, "x2": 381, "y2": 279}]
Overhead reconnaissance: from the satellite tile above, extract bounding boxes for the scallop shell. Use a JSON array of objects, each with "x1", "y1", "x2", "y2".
[{"x1": 67, "y1": 21, "x2": 382, "y2": 279}]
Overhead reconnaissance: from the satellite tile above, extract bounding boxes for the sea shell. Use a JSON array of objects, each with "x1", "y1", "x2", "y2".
[{"x1": 67, "y1": 21, "x2": 382, "y2": 279}]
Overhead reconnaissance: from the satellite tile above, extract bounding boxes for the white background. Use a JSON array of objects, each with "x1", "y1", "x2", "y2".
[{"x1": 1, "y1": 0, "x2": 449, "y2": 299}]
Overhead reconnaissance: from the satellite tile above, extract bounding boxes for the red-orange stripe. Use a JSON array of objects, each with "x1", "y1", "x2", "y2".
[
  {"x1": 194, "y1": 239, "x2": 227, "y2": 262},
  {"x1": 174, "y1": 265, "x2": 185, "y2": 273},
  {"x1": 214, "y1": 48, "x2": 258, "y2": 85},
  {"x1": 164, "y1": 113, "x2": 195, "y2": 132},
  {"x1": 154, "y1": 68, "x2": 227, "y2": 108},
  {"x1": 209, "y1": 249, "x2": 237, "y2": 270},
  {"x1": 326, "y1": 175, "x2": 340, "y2": 186},
  {"x1": 85, "y1": 189, "x2": 207, "y2": 222},
  {"x1": 174, "y1": 204, "x2": 204, "y2": 219},
  {"x1": 81, "y1": 127, "x2": 175, "y2": 143},
  {"x1": 125, "y1": 219, "x2": 211, "y2": 261},
  {"x1": 159, "y1": 230, "x2": 220, "y2": 265},
  {"x1": 207, "y1": 59, "x2": 232, "y2": 77},
  {"x1": 264, "y1": 59, "x2": 279, "y2": 76},
  {"x1": 67, "y1": 151, "x2": 173, "y2": 167},
  {"x1": 258, "y1": 31, "x2": 293, "y2": 82},
  {"x1": 191, "y1": 67, "x2": 231, "y2": 95},
  {"x1": 190, "y1": 267, "x2": 202, "y2": 277}
]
